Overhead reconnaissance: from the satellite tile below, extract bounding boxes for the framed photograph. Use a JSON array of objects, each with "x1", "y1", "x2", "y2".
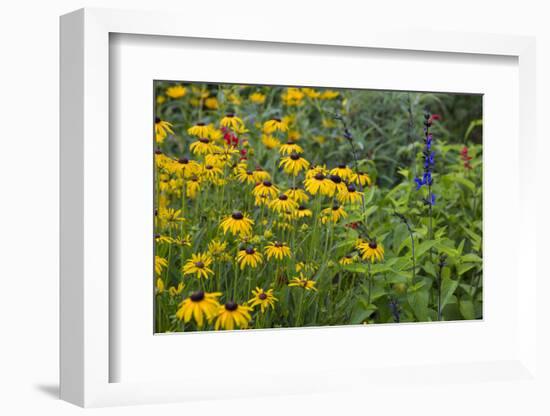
[{"x1": 60, "y1": 8, "x2": 540, "y2": 408}]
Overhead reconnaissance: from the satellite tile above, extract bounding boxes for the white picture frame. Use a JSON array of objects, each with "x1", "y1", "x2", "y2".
[{"x1": 60, "y1": 7, "x2": 540, "y2": 408}]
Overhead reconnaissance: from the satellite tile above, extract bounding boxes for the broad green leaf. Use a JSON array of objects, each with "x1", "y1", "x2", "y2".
[
  {"x1": 407, "y1": 288, "x2": 430, "y2": 321},
  {"x1": 416, "y1": 240, "x2": 438, "y2": 258},
  {"x1": 457, "y1": 263, "x2": 476, "y2": 276},
  {"x1": 459, "y1": 299, "x2": 476, "y2": 320},
  {"x1": 460, "y1": 253, "x2": 482, "y2": 263},
  {"x1": 440, "y1": 277, "x2": 459, "y2": 310}
]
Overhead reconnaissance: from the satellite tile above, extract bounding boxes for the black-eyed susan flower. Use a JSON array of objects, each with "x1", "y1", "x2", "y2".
[
  {"x1": 304, "y1": 172, "x2": 335, "y2": 196},
  {"x1": 281, "y1": 88, "x2": 304, "y2": 106},
  {"x1": 288, "y1": 130, "x2": 301, "y2": 142},
  {"x1": 280, "y1": 152, "x2": 310, "y2": 176},
  {"x1": 357, "y1": 240, "x2": 385, "y2": 263},
  {"x1": 295, "y1": 261, "x2": 317, "y2": 274},
  {"x1": 177, "y1": 234, "x2": 192, "y2": 248},
  {"x1": 321, "y1": 204, "x2": 348, "y2": 223},
  {"x1": 320, "y1": 90, "x2": 339, "y2": 100},
  {"x1": 182, "y1": 252, "x2": 214, "y2": 279},
  {"x1": 176, "y1": 291, "x2": 221, "y2": 327},
  {"x1": 205, "y1": 97, "x2": 219, "y2": 110},
  {"x1": 155, "y1": 234, "x2": 174, "y2": 245},
  {"x1": 261, "y1": 134, "x2": 281, "y2": 149},
  {"x1": 186, "y1": 175, "x2": 202, "y2": 199},
  {"x1": 220, "y1": 211, "x2": 254, "y2": 236},
  {"x1": 235, "y1": 167, "x2": 257, "y2": 185},
  {"x1": 330, "y1": 164, "x2": 354, "y2": 181},
  {"x1": 202, "y1": 164, "x2": 223, "y2": 181},
  {"x1": 249, "y1": 92, "x2": 266, "y2": 104},
  {"x1": 327, "y1": 174, "x2": 348, "y2": 196},
  {"x1": 248, "y1": 287, "x2": 278, "y2": 312},
  {"x1": 295, "y1": 205, "x2": 313, "y2": 218},
  {"x1": 252, "y1": 181, "x2": 279, "y2": 200},
  {"x1": 157, "y1": 207, "x2": 184, "y2": 228},
  {"x1": 236, "y1": 246, "x2": 263, "y2": 270},
  {"x1": 168, "y1": 281, "x2": 185, "y2": 297},
  {"x1": 155, "y1": 277, "x2": 164, "y2": 294},
  {"x1": 154, "y1": 118, "x2": 174, "y2": 144},
  {"x1": 189, "y1": 137, "x2": 218, "y2": 155},
  {"x1": 263, "y1": 117, "x2": 288, "y2": 134},
  {"x1": 301, "y1": 87, "x2": 321, "y2": 99},
  {"x1": 351, "y1": 171, "x2": 372, "y2": 187},
  {"x1": 339, "y1": 253, "x2": 357, "y2": 265},
  {"x1": 288, "y1": 274, "x2": 318, "y2": 291},
  {"x1": 279, "y1": 141, "x2": 303, "y2": 155},
  {"x1": 264, "y1": 241, "x2": 291, "y2": 261},
  {"x1": 252, "y1": 167, "x2": 271, "y2": 182},
  {"x1": 176, "y1": 157, "x2": 201, "y2": 178},
  {"x1": 166, "y1": 85, "x2": 187, "y2": 99},
  {"x1": 207, "y1": 239, "x2": 230, "y2": 261},
  {"x1": 269, "y1": 193, "x2": 298, "y2": 214},
  {"x1": 187, "y1": 122, "x2": 212, "y2": 138},
  {"x1": 285, "y1": 187, "x2": 310, "y2": 204},
  {"x1": 220, "y1": 113, "x2": 245, "y2": 131},
  {"x1": 214, "y1": 301, "x2": 252, "y2": 330},
  {"x1": 337, "y1": 183, "x2": 364, "y2": 205}
]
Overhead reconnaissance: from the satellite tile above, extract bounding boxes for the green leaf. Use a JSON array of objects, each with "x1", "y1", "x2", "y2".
[
  {"x1": 407, "y1": 288, "x2": 430, "y2": 321},
  {"x1": 460, "y1": 253, "x2": 482, "y2": 263},
  {"x1": 416, "y1": 240, "x2": 438, "y2": 258},
  {"x1": 440, "y1": 277, "x2": 459, "y2": 310},
  {"x1": 459, "y1": 299, "x2": 476, "y2": 320},
  {"x1": 457, "y1": 263, "x2": 476, "y2": 276}
]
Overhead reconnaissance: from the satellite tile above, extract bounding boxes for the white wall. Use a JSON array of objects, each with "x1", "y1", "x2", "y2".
[{"x1": 0, "y1": 1, "x2": 548, "y2": 414}]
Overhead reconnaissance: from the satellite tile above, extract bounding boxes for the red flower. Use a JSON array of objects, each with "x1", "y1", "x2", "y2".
[{"x1": 460, "y1": 146, "x2": 473, "y2": 169}]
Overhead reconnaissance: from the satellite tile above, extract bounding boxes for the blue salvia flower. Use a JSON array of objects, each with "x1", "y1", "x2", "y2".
[{"x1": 414, "y1": 112, "x2": 436, "y2": 205}]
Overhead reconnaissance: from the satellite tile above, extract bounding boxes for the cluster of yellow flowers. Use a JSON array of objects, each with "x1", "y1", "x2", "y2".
[{"x1": 154, "y1": 83, "x2": 385, "y2": 331}]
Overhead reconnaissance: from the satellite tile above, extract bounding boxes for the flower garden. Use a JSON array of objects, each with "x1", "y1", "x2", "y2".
[{"x1": 153, "y1": 82, "x2": 482, "y2": 332}]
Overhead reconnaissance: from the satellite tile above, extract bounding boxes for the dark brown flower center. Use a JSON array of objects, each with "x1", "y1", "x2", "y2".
[
  {"x1": 369, "y1": 242, "x2": 378, "y2": 249},
  {"x1": 154, "y1": 234, "x2": 161, "y2": 239},
  {"x1": 347, "y1": 184, "x2": 356, "y2": 192},
  {"x1": 263, "y1": 181, "x2": 272, "y2": 187},
  {"x1": 196, "y1": 122, "x2": 205, "y2": 126},
  {"x1": 273, "y1": 117, "x2": 281, "y2": 122},
  {"x1": 226, "y1": 113, "x2": 235, "y2": 118},
  {"x1": 205, "y1": 165, "x2": 213, "y2": 170},
  {"x1": 338, "y1": 164, "x2": 346, "y2": 169},
  {"x1": 278, "y1": 194, "x2": 288, "y2": 201},
  {"x1": 232, "y1": 211, "x2": 244, "y2": 220},
  {"x1": 246, "y1": 170, "x2": 253, "y2": 175},
  {"x1": 225, "y1": 301, "x2": 238, "y2": 311},
  {"x1": 329, "y1": 174, "x2": 342, "y2": 184},
  {"x1": 155, "y1": 117, "x2": 161, "y2": 124},
  {"x1": 290, "y1": 153, "x2": 300, "y2": 160},
  {"x1": 245, "y1": 247, "x2": 255, "y2": 255},
  {"x1": 274, "y1": 242, "x2": 283, "y2": 247},
  {"x1": 154, "y1": 148, "x2": 163, "y2": 155},
  {"x1": 314, "y1": 173, "x2": 325, "y2": 180},
  {"x1": 199, "y1": 137, "x2": 210, "y2": 143},
  {"x1": 190, "y1": 291, "x2": 205, "y2": 302},
  {"x1": 259, "y1": 293, "x2": 267, "y2": 300},
  {"x1": 194, "y1": 261, "x2": 205, "y2": 268},
  {"x1": 332, "y1": 204, "x2": 340, "y2": 211},
  {"x1": 178, "y1": 158, "x2": 189, "y2": 164},
  {"x1": 298, "y1": 205, "x2": 306, "y2": 210}
]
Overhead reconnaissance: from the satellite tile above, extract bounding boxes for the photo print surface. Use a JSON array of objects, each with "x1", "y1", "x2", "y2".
[{"x1": 153, "y1": 81, "x2": 482, "y2": 333}]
